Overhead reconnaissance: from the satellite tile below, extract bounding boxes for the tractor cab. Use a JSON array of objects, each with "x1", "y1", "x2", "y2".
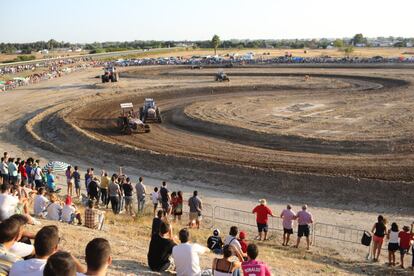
[{"x1": 144, "y1": 98, "x2": 155, "y2": 109}]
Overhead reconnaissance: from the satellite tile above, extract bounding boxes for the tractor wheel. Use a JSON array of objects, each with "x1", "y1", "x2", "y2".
[
  {"x1": 113, "y1": 73, "x2": 118, "y2": 82},
  {"x1": 144, "y1": 124, "x2": 151, "y2": 133},
  {"x1": 101, "y1": 75, "x2": 105, "y2": 83},
  {"x1": 125, "y1": 127, "x2": 132, "y2": 135},
  {"x1": 139, "y1": 107, "x2": 144, "y2": 121},
  {"x1": 117, "y1": 118, "x2": 124, "y2": 129}
]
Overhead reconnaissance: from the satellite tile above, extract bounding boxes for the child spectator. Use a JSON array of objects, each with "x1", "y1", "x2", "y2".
[
  {"x1": 151, "y1": 187, "x2": 159, "y2": 217},
  {"x1": 386, "y1": 222, "x2": 399, "y2": 266},
  {"x1": 207, "y1": 229, "x2": 223, "y2": 254},
  {"x1": 398, "y1": 225, "x2": 414, "y2": 268},
  {"x1": 61, "y1": 196, "x2": 82, "y2": 225},
  {"x1": 238, "y1": 231, "x2": 248, "y2": 255}
]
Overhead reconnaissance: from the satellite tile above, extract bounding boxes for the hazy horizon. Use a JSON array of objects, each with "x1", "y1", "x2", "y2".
[{"x1": 1, "y1": 0, "x2": 414, "y2": 43}]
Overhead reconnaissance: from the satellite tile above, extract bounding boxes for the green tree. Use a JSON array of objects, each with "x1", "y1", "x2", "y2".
[
  {"x1": 342, "y1": 46, "x2": 354, "y2": 56},
  {"x1": 333, "y1": 39, "x2": 344, "y2": 48},
  {"x1": 211, "y1": 35, "x2": 220, "y2": 55},
  {"x1": 352, "y1": 34, "x2": 366, "y2": 45}
]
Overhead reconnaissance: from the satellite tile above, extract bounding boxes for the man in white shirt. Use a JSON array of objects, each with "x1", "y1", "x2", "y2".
[
  {"x1": 33, "y1": 188, "x2": 49, "y2": 217},
  {"x1": 0, "y1": 184, "x2": 19, "y2": 220},
  {"x1": 10, "y1": 225, "x2": 85, "y2": 276},
  {"x1": 172, "y1": 228, "x2": 208, "y2": 276},
  {"x1": 0, "y1": 157, "x2": 9, "y2": 184},
  {"x1": 31, "y1": 163, "x2": 44, "y2": 189},
  {"x1": 10, "y1": 226, "x2": 59, "y2": 276}
]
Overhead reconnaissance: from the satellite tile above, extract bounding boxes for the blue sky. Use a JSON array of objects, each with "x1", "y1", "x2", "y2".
[{"x1": 1, "y1": 0, "x2": 413, "y2": 43}]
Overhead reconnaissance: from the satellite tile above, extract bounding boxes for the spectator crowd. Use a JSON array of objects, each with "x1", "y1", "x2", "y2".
[{"x1": 0, "y1": 150, "x2": 413, "y2": 275}]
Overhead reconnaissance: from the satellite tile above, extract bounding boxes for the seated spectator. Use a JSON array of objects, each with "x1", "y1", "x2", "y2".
[
  {"x1": 43, "y1": 251, "x2": 77, "y2": 276},
  {"x1": 46, "y1": 194, "x2": 62, "y2": 221},
  {"x1": 224, "y1": 226, "x2": 244, "y2": 259},
  {"x1": 147, "y1": 221, "x2": 176, "y2": 272},
  {"x1": 398, "y1": 225, "x2": 414, "y2": 269},
  {"x1": 8, "y1": 214, "x2": 35, "y2": 259},
  {"x1": 0, "y1": 217, "x2": 24, "y2": 275},
  {"x1": 151, "y1": 210, "x2": 163, "y2": 236},
  {"x1": 10, "y1": 225, "x2": 60, "y2": 275},
  {"x1": 0, "y1": 184, "x2": 19, "y2": 221},
  {"x1": 84, "y1": 200, "x2": 105, "y2": 230},
  {"x1": 83, "y1": 238, "x2": 112, "y2": 276},
  {"x1": 33, "y1": 188, "x2": 48, "y2": 217},
  {"x1": 238, "y1": 231, "x2": 248, "y2": 255},
  {"x1": 172, "y1": 228, "x2": 209, "y2": 276},
  {"x1": 212, "y1": 244, "x2": 243, "y2": 276},
  {"x1": 207, "y1": 229, "x2": 223, "y2": 254},
  {"x1": 61, "y1": 196, "x2": 82, "y2": 225},
  {"x1": 241, "y1": 244, "x2": 271, "y2": 276}
]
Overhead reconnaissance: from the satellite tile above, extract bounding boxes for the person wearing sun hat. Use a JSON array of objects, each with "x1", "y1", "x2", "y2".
[{"x1": 252, "y1": 199, "x2": 274, "y2": 241}]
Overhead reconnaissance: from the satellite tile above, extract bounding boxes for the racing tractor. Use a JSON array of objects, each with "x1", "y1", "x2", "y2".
[
  {"x1": 215, "y1": 70, "x2": 230, "y2": 82},
  {"x1": 139, "y1": 98, "x2": 162, "y2": 123},
  {"x1": 101, "y1": 66, "x2": 119, "y2": 83},
  {"x1": 117, "y1": 103, "x2": 150, "y2": 135}
]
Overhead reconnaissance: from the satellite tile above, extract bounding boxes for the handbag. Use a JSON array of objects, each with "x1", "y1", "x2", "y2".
[{"x1": 361, "y1": 231, "x2": 372, "y2": 246}]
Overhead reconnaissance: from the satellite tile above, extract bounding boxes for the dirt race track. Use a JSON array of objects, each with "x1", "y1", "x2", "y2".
[{"x1": 7, "y1": 65, "x2": 414, "y2": 210}]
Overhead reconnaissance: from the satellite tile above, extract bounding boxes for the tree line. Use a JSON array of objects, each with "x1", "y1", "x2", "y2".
[{"x1": 1, "y1": 34, "x2": 414, "y2": 55}]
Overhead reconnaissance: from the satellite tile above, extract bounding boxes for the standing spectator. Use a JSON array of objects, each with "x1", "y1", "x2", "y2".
[
  {"x1": 0, "y1": 157, "x2": 9, "y2": 185},
  {"x1": 84, "y1": 200, "x2": 105, "y2": 230},
  {"x1": 238, "y1": 231, "x2": 248, "y2": 255},
  {"x1": 33, "y1": 188, "x2": 48, "y2": 217},
  {"x1": 9, "y1": 225, "x2": 60, "y2": 276},
  {"x1": 25, "y1": 159, "x2": 34, "y2": 189},
  {"x1": 241, "y1": 244, "x2": 272, "y2": 276},
  {"x1": 135, "y1": 177, "x2": 147, "y2": 213},
  {"x1": 207, "y1": 229, "x2": 223, "y2": 254},
  {"x1": 280, "y1": 204, "x2": 296, "y2": 246},
  {"x1": 172, "y1": 228, "x2": 209, "y2": 276},
  {"x1": 159, "y1": 181, "x2": 170, "y2": 214},
  {"x1": 73, "y1": 166, "x2": 81, "y2": 198},
  {"x1": 122, "y1": 177, "x2": 134, "y2": 216},
  {"x1": 188, "y1": 190, "x2": 202, "y2": 229},
  {"x1": 0, "y1": 218, "x2": 24, "y2": 275},
  {"x1": 100, "y1": 171, "x2": 110, "y2": 208},
  {"x1": 172, "y1": 191, "x2": 183, "y2": 222},
  {"x1": 8, "y1": 158, "x2": 18, "y2": 186},
  {"x1": 45, "y1": 169, "x2": 56, "y2": 192},
  {"x1": 85, "y1": 168, "x2": 91, "y2": 196},
  {"x1": 147, "y1": 222, "x2": 176, "y2": 272},
  {"x1": 18, "y1": 161, "x2": 28, "y2": 187},
  {"x1": 151, "y1": 210, "x2": 164, "y2": 236},
  {"x1": 88, "y1": 177, "x2": 100, "y2": 205},
  {"x1": 150, "y1": 187, "x2": 159, "y2": 217},
  {"x1": 108, "y1": 174, "x2": 121, "y2": 215},
  {"x1": 46, "y1": 194, "x2": 62, "y2": 221},
  {"x1": 212, "y1": 244, "x2": 243, "y2": 276},
  {"x1": 65, "y1": 166, "x2": 74, "y2": 197},
  {"x1": 252, "y1": 199, "x2": 274, "y2": 241},
  {"x1": 31, "y1": 162, "x2": 44, "y2": 189},
  {"x1": 295, "y1": 205, "x2": 314, "y2": 250},
  {"x1": 61, "y1": 196, "x2": 82, "y2": 225},
  {"x1": 387, "y1": 222, "x2": 399, "y2": 266},
  {"x1": 84, "y1": 238, "x2": 112, "y2": 276},
  {"x1": 398, "y1": 225, "x2": 414, "y2": 268},
  {"x1": 371, "y1": 215, "x2": 387, "y2": 262}
]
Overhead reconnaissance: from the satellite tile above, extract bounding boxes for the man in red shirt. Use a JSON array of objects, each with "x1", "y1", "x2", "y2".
[{"x1": 252, "y1": 199, "x2": 274, "y2": 241}]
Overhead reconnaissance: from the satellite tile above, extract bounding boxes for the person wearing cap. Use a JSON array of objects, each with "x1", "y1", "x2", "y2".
[
  {"x1": 280, "y1": 204, "x2": 296, "y2": 246},
  {"x1": 398, "y1": 224, "x2": 414, "y2": 268},
  {"x1": 252, "y1": 199, "x2": 274, "y2": 241},
  {"x1": 207, "y1": 229, "x2": 223, "y2": 254},
  {"x1": 61, "y1": 196, "x2": 82, "y2": 225},
  {"x1": 238, "y1": 231, "x2": 248, "y2": 255},
  {"x1": 294, "y1": 205, "x2": 313, "y2": 250}
]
